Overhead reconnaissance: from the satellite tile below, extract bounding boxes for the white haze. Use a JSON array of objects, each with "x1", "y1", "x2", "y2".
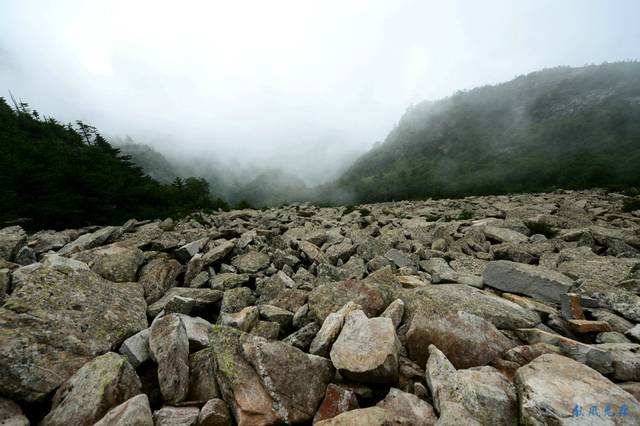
[{"x1": 1, "y1": 0, "x2": 639, "y2": 184}]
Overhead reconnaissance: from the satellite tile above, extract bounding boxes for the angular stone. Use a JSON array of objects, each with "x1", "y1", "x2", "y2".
[
  {"x1": 74, "y1": 244, "x2": 145, "y2": 282},
  {"x1": 148, "y1": 288, "x2": 222, "y2": 318},
  {"x1": 561, "y1": 293, "x2": 585, "y2": 320},
  {"x1": 385, "y1": 248, "x2": 414, "y2": 268},
  {"x1": 119, "y1": 328, "x2": 151, "y2": 368},
  {"x1": 426, "y1": 345, "x2": 517, "y2": 426},
  {"x1": 231, "y1": 250, "x2": 270, "y2": 273},
  {"x1": 312, "y1": 384, "x2": 359, "y2": 424},
  {"x1": 589, "y1": 309, "x2": 635, "y2": 334},
  {"x1": 197, "y1": 399, "x2": 232, "y2": 426},
  {"x1": 149, "y1": 314, "x2": 190, "y2": 403},
  {"x1": 210, "y1": 272, "x2": 249, "y2": 290},
  {"x1": 308, "y1": 279, "x2": 387, "y2": 322},
  {"x1": 58, "y1": 226, "x2": 117, "y2": 255},
  {"x1": 152, "y1": 407, "x2": 199, "y2": 426},
  {"x1": 178, "y1": 314, "x2": 212, "y2": 351},
  {"x1": 219, "y1": 306, "x2": 259, "y2": 332},
  {"x1": 41, "y1": 253, "x2": 90, "y2": 271},
  {"x1": 94, "y1": 394, "x2": 153, "y2": 426},
  {"x1": 250, "y1": 320, "x2": 280, "y2": 340},
  {"x1": 258, "y1": 304, "x2": 293, "y2": 330},
  {"x1": 310, "y1": 301, "x2": 361, "y2": 357},
  {"x1": 574, "y1": 279, "x2": 640, "y2": 322},
  {"x1": 515, "y1": 353, "x2": 640, "y2": 424},
  {"x1": 627, "y1": 324, "x2": 640, "y2": 342},
  {"x1": 220, "y1": 287, "x2": 255, "y2": 314},
  {"x1": 210, "y1": 326, "x2": 334, "y2": 425},
  {"x1": 202, "y1": 240, "x2": 235, "y2": 266},
  {"x1": 184, "y1": 254, "x2": 204, "y2": 286},
  {"x1": 0, "y1": 266, "x2": 147, "y2": 402},
  {"x1": 483, "y1": 260, "x2": 574, "y2": 303},
  {"x1": 187, "y1": 348, "x2": 220, "y2": 402},
  {"x1": 397, "y1": 284, "x2": 540, "y2": 331},
  {"x1": 138, "y1": 257, "x2": 182, "y2": 304},
  {"x1": 175, "y1": 238, "x2": 208, "y2": 263},
  {"x1": 407, "y1": 310, "x2": 516, "y2": 369},
  {"x1": 282, "y1": 322, "x2": 320, "y2": 350},
  {"x1": 483, "y1": 226, "x2": 528, "y2": 243},
  {"x1": 330, "y1": 310, "x2": 400, "y2": 384},
  {"x1": 376, "y1": 388, "x2": 437, "y2": 426},
  {"x1": 299, "y1": 240, "x2": 330, "y2": 264},
  {"x1": 41, "y1": 352, "x2": 142, "y2": 426},
  {"x1": 376, "y1": 298, "x2": 401, "y2": 327}
]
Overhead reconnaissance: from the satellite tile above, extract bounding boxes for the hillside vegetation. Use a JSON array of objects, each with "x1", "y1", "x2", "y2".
[
  {"x1": 0, "y1": 98, "x2": 228, "y2": 230},
  {"x1": 339, "y1": 62, "x2": 640, "y2": 203}
]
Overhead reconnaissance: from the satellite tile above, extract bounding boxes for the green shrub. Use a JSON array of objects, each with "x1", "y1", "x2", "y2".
[{"x1": 457, "y1": 210, "x2": 474, "y2": 220}]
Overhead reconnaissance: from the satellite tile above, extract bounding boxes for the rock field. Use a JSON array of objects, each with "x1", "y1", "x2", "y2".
[{"x1": 1, "y1": 189, "x2": 640, "y2": 425}]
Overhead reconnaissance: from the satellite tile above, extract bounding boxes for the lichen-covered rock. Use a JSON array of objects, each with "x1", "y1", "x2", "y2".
[
  {"x1": 426, "y1": 345, "x2": 517, "y2": 426},
  {"x1": 187, "y1": 347, "x2": 220, "y2": 402},
  {"x1": 73, "y1": 243, "x2": 145, "y2": 282},
  {"x1": 138, "y1": 256, "x2": 182, "y2": 304},
  {"x1": 41, "y1": 352, "x2": 142, "y2": 426},
  {"x1": 0, "y1": 226, "x2": 26, "y2": 262},
  {"x1": 0, "y1": 266, "x2": 147, "y2": 402},
  {"x1": 406, "y1": 311, "x2": 516, "y2": 369},
  {"x1": 231, "y1": 250, "x2": 270, "y2": 273},
  {"x1": 330, "y1": 310, "x2": 401, "y2": 384},
  {"x1": 147, "y1": 287, "x2": 223, "y2": 318},
  {"x1": 198, "y1": 399, "x2": 232, "y2": 426},
  {"x1": 209, "y1": 326, "x2": 334, "y2": 425},
  {"x1": 397, "y1": 283, "x2": 540, "y2": 330},
  {"x1": 308, "y1": 279, "x2": 387, "y2": 322},
  {"x1": 149, "y1": 314, "x2": 190, "y2": 404}
]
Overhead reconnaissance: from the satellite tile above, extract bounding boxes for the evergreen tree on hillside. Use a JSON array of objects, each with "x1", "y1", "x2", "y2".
[{"x1": 0, "y1": 98, "x2": 228, "y2": 230}]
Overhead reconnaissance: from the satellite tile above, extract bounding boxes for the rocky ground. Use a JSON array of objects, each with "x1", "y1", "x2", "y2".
[{"x1": 1, "y1": 189, "x2": 640, "y2": 425}]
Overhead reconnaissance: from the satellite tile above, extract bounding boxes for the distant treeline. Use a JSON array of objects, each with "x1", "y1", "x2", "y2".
[
  {"x1": 339, "y1": 62, "x2": 640, "y2": 202},
  {"x1": 0, "y1": 97, "x2": 230, "y2": 230}
]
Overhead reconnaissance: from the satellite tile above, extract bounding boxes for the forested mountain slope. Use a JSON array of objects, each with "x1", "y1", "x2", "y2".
[
  {"x1": 0, "y1": 98, "x2": 227, "y2": 230},
  {"x1": 339, "y1": 62, "x2": 640, "y2": 203}
]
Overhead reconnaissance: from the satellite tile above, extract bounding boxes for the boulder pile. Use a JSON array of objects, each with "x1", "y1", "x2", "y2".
[{"x1": 1, "y1": 189, "x2": 639, "y2": 425}]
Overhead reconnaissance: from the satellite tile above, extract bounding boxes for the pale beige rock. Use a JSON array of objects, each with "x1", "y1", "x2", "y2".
[
  {"x1": 516, "y1": 353, "x2": 640, "y2": 425},
  {"x1": 93, "y1": 394, "x2": 153, "y2": 426},
  {"x1": 149, "y1": 314, "x2": 190, "y2": 404}
]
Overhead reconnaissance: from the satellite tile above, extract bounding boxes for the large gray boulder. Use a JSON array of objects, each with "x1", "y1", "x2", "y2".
[
  {"x1": 40, "y1": 352, "x2": 142, "y2": 426},
  {"x1": 58, "y1": 226, "x2": 117, "y2": 255},
  {"x1": 515, "y1": 353, "x2": 640, "y2": 424},
  {"x1": 406, "y1": 310, "x2": 516, "y2": 368},
  {"x1": 0, "y1": 266, "x2": 147, "y2": 402},
  {"x1": 308, "y1": 279, "x2": 387, "y2": 322},
  {"x1": 73, "y1": 243, "x2": 145, "y2": 282},
  {"x1": 149, "y1": 314, "x2": 190, "y2": 404},
  {"x1": 396, "y1": 283, "x2": 540, "y2": 330},
  {"x1": 483, "y1": 260, "x2": 574, "y2": 303},
  {"x1": 209, "y1": 326, "x2": 334, "y2": 425},
  {"x1": 426, "y1": 345, "x2": 517, "y2": 426},
  {"x1": 330, "y1": 310, "x2": 401, "y2": 384}
]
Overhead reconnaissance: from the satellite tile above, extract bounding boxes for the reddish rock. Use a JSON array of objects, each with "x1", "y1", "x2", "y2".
[
  {"x1": 567, "y1": 319, "x2": 612, "y2": 334},
  {"x1": 313, "y1": 384, "x2": 359, "y2": 424}
]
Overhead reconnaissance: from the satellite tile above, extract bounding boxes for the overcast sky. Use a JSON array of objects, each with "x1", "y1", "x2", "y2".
[{"x1": 1, "y1": 0, "x2": 639, "y2": 183}]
